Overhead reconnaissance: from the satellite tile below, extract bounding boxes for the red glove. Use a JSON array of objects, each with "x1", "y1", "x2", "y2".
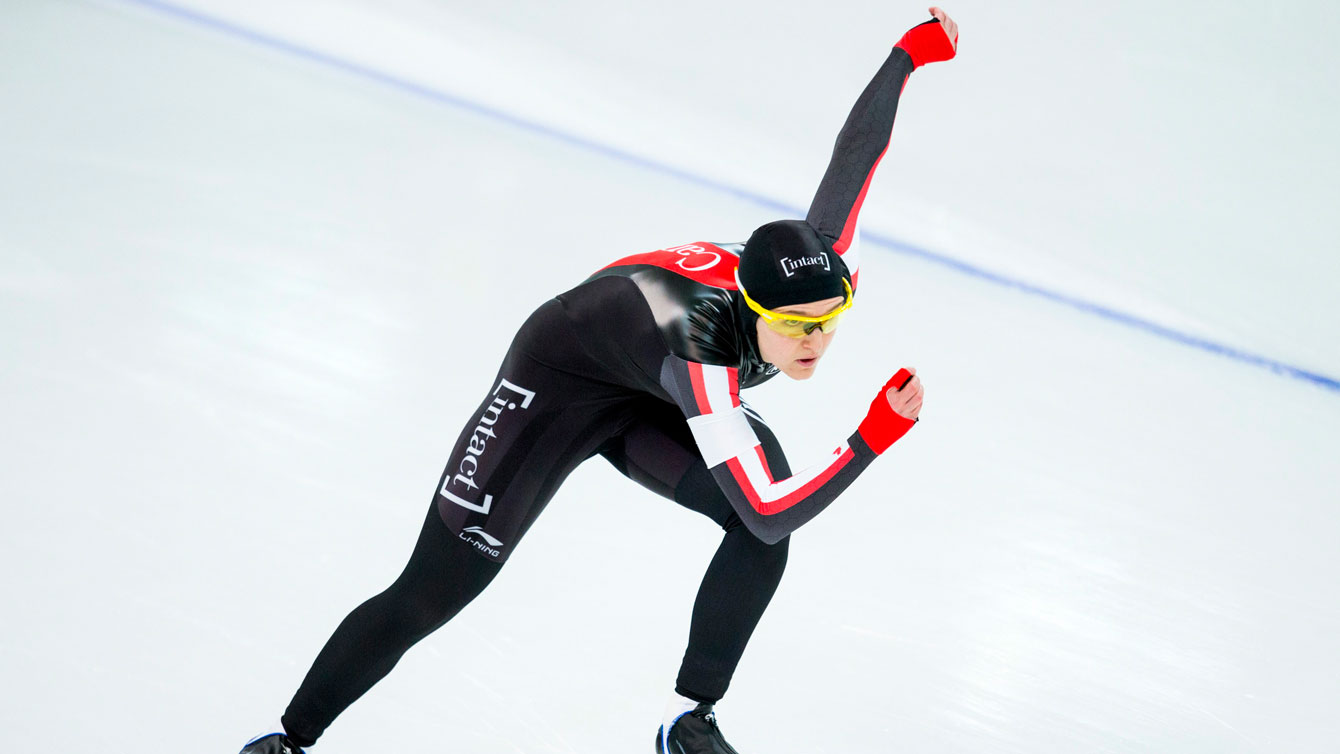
[
  {"x1": 896, "y1": 18, "x2": 958, "y2": 68},
  {"x1": 857, "y1": 368, "x2": 919, "y2": 454}
]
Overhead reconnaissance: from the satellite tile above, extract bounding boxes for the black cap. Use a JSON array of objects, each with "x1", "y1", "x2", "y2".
[{"x1": 737, "y1": 220, "x2": 850, "y2": 310}]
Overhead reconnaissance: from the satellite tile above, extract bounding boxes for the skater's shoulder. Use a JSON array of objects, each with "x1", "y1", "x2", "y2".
[{"x1": 588, "y1": 241, "x2": 743, "y2": 291}]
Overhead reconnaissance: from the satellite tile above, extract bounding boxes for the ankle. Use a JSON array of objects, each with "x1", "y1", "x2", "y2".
[{"x1": 662, "y1": 691, "x2": 700, "y2": 730}]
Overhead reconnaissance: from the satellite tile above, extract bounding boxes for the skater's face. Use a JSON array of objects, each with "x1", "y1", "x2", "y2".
[{"x1": 755, "y1": 295, "x2": 845, "y2": 380}]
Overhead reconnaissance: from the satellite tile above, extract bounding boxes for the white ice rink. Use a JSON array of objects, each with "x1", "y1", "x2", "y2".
[{"x1": 3, "y1": 1, "x2": 1339, "y2": 752}]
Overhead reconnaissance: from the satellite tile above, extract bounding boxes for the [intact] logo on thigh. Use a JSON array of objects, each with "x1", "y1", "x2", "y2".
[{"x1": 436, "y1": 378, "x2": 537, "y2": 560}]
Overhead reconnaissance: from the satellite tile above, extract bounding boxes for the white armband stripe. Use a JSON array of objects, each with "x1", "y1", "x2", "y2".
[{"x1": 686, "y1": 406, "x2": 760, "y2": 468}]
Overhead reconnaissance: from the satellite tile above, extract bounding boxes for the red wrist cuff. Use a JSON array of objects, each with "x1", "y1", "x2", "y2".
[
  {"x1": 857, "y1": 369, "x2": 918, "y2": 454},
  {"x1": 895, "y1": 19, "x2": 957, "y2": 68}
]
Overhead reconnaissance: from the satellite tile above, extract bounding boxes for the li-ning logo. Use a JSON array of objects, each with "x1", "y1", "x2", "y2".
[
  {"x1": 778, "y1": 254, "x2": 830, "y2": 277},
  {"x1": 459, "y1": 526, "x2": 505, "y2": 557},
  {"x1": 440, "y1": 378, "x2": 536, "y2": 515}
]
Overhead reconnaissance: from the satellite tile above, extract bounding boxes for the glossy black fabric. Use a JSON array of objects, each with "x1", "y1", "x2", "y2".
[{"x1": 580, "y1": 255, "x2": 779, "y2": 391}]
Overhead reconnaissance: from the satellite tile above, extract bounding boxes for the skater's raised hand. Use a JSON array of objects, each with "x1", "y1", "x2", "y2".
[
  {"x1": 929, "y1": 7, "x2": 959, "y2": 52},
  {"x1": 897, "y1": 7, "x2": 959, "y2": 67}
]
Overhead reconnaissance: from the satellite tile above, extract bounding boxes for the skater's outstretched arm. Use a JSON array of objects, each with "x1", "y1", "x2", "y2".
[
  {"x1": 805, "y1": 8, "x2": 959, "y2": 285},
  {"x1": 659, "y1": 355, "x2": 922, "y2": 544}
]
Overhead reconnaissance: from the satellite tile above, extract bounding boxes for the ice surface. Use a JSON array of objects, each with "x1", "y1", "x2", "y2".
[{"x1": 2, "y1": 1, "x2": 1338, "y2": 752}]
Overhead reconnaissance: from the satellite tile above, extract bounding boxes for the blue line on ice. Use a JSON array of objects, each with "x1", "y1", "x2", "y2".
[{"x1": 114, "y1": 0, "x2": 1340, "y2": 394}]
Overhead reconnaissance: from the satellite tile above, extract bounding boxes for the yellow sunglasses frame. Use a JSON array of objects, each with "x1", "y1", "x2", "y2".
[{"x1": 735, "y1": 268, "x2": 854, "y2": 338}]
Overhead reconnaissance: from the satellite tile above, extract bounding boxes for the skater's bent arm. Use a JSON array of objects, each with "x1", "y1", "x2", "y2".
[
  {"x1": 660, "y1": 357, "x2": 918, "y2": 544},
  {"x1": 806, "y1": 13, "x2": 959, "y2": 279}
]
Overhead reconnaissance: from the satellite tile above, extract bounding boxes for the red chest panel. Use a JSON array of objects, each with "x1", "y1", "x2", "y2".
[{"x1": 598, "y1": 242, "x2": 738, "y2": 289}]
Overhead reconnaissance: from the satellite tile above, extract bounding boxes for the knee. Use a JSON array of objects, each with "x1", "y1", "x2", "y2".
[
  {"x1": 724, "y1": 519, "x2": 789, "y2": 564},
  {"x1": 377, "y1": 546, "x2": 503, "y2": 642},
  {"x1": 723, "y1": 512, "x2": 788, "y2": 546},
  {"x1": 350, "y1": 581, "x2": 450, "y2": 646}
]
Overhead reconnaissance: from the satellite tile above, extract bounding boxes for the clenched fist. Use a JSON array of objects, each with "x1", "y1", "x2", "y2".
[
  {"x1": 857, "y1": 367, "x2": 922, "y2": 454},
  {"x1": 886, "y1": 367, "x2": 924, "y2": 421}
]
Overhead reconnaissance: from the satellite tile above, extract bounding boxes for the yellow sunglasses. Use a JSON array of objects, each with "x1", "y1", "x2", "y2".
[{"x1": 736, "y1": 269, "x2": 854, "y2": 338}]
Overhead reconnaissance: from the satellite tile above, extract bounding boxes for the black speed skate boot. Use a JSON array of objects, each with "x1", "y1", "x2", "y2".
[
  {"x1": 656, "y1": 703, "x2": 741, "y2": 754},
  {"x1": 238, "y1": 732, "x2": 306, "y2": 754}
]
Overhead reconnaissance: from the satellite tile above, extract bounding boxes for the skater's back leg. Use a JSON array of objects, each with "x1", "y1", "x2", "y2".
[{"x1": 280, "y1": 503, "x2": 502, "y2": 747}]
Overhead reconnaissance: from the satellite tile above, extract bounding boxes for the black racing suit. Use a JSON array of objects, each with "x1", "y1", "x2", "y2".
[{"x1": 280, "y1": 41, "x2": 923, "y2": 749}]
